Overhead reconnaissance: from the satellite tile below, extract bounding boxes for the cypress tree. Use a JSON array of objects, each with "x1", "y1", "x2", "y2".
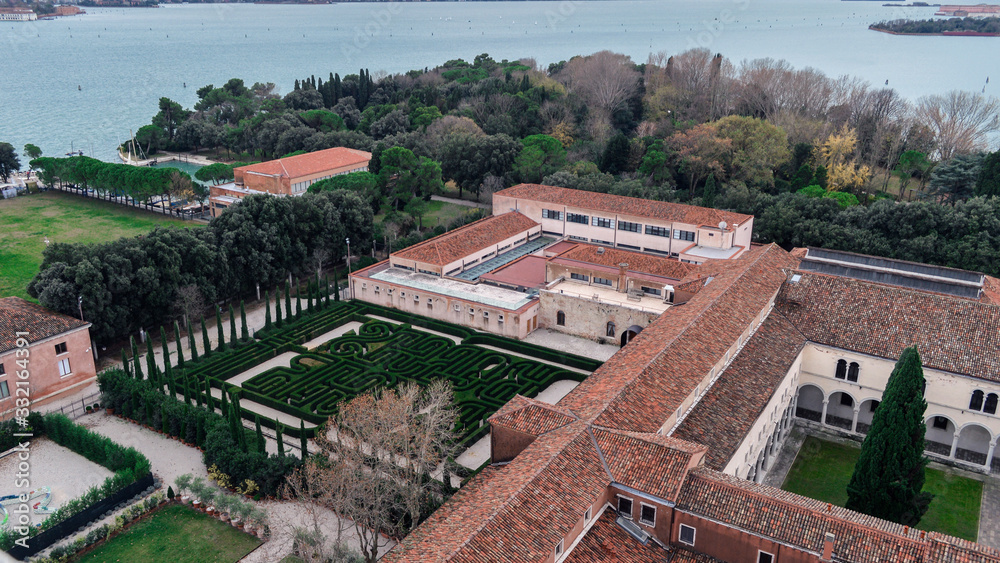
[
  {"x1": 160, "y1": 326, "x2": 171, "y2": 373},
  {"x1": 300, "y1": 420, "x2": 308, "y2": 458},
  {"x1": 204, "y1": 379, "x2": 214, "y2": 411},
  {"x1": 131, "y1": 337, "x2": 144, "y2": 380},
  {"x1": 201, "y1": 317, "x2": 210, "y2": 358},
  {"x1": 846, "y1": 346, "x2": 933, "y2": 525},
  {"x1": 284, "y1": 281, "x2": 292, "y2": 323},
  {"x1": 188, "y1": 319, "x2": 199, "y2": 362},
  {"x1": 333, "y1": 269, "x2": 340, "y2": 302},
  {"x1": 323, "y1": 275, "x2": 331, "y2": 308},
  {"x1": 174, "y1": 321, "x2": 185, "y2": 369},
  {"x1": 275, "y1": 287, "x2": 284, "y2": 328},
  {"x1": 229, "y1": 304, "x2": 238, "y2": 346},
  {"x1": 196, "y1": 417, "x2": 206, "y2": 447},
  {"x1": 121, "y1": 349, "x2": 131, "y2": 377},
  {"x1": 167, "y1": 369, "x2": 176, "y2": 399},
  {"x1": 255, "y1": 415, "x2": 265, "y2": 454},
  {"x1": 220, "y1": 386, "x2": 229, "y2": 420},
  {"x1": 240, "y1": 300, "x2": 249, "y2": 341},
  {"x1": 145, "y1": 336, "x2": 157, "y2": 388},
  {"x1": 276, "y1": 420, "x2": 285, "y2": 456},
  {"x1": 182, "y1": 376, "x2": 191, "y2": 405},
  {"x1": 195, "y1": 378, "x2": 203, "y2": 408},
  {"x1": 264, "y1": 291, "x2": 272, "y2": 330},
  {"x1": 216, "y1": 307, "x2": 226, "y2": 352},
  {"x1": 295, "y1": 280, "x2": 302, "y2": 318}
]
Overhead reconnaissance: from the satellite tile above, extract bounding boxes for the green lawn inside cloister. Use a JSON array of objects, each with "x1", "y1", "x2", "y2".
[{"x1": 781, "y1": 436, "x2": 983, "y2": 541}]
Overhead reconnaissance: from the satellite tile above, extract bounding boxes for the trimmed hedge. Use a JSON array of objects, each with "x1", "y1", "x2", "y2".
[{"x1": 0, "y1": 413, "x2": 151, "y2": 554}]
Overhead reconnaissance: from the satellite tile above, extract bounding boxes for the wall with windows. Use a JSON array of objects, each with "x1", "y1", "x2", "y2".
[
  {"x1": 0, "y1": 327, "x2": 96, "y2": 417},
  {"x1": 795, "y1": 343, "x2": 1000, "y2": 470},
  {"x1": 670, "y1": 513, "x2": 810, "y2": 563},
  {"x1": 536, "y1": 291, "x2": 658, "y2": 345}
]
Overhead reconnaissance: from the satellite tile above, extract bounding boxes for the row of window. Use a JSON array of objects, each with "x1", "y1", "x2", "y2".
[
  {"x1": 540, "y1": 210, "x2": 700, "y2": 241},
  {"x1": 835, "y1": 360, "x2": 860, "y2": 382},
  {"x1": 567, "y1": 274, "x2": 615, "y2": 287},
  {"x1": 970, "y1": 390, "x2": 999, "y2": 414},
  {"x1": 677, "y1": 523, "x2": 774, "y2": 563},
  {"x1": 618, "y1": 495, "x2": 657, "y2": 526}
]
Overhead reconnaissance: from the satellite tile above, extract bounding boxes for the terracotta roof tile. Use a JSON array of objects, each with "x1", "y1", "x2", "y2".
[
  {"x1": 235, "y1": 147, "x2": 370, "y2": 179},
  {"x1": 563, "y1": 509, "x2": 672, "y2": 563},
  {"x1": 0, "y1": 297, "x2": 90, "y2": 355},
  {"x1": 926, "y1": 534, "x2": 1000, "y2": 562},
  {"x1": 496, "y1": 184, "x2": 753, "y2": 228},
  {"x1": 552, "y1": 243, "x2": 698, "y2": 280},
  {"x1": 673, "y1": 314, "x2": 806, "y2": 470},
  {"x1": 592, "y1": 428, "x2": 705, "y2": 502},
  {"x1": 391, "y1": 212, "x2": 538, "y2": 267},
  {"x1": 776, "y1": 271, "x2": 1000, "y2": 382},
  {"x1": 677, "y1": 468, "x2": 927, "y2": 562},
  {"x1": 488, "y1": 395, "x2": 578, "y2": 437}
]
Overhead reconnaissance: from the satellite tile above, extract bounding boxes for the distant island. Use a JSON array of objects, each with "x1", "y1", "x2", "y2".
[
  {"x1": 870, "y1": 15, "x2": 1000, "y2": 34},
  {"x1": 882, "y1": 2, "x2": 939, "y2": 7}
]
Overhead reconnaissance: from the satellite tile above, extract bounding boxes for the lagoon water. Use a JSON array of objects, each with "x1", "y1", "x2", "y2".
[{"x1": 1, "y1": 0, "x2": 997, "y2": 162}]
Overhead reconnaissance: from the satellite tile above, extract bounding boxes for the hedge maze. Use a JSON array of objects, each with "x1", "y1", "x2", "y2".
[{"x1": 174, "y1": 301, "x2": 601, "y2": 445}]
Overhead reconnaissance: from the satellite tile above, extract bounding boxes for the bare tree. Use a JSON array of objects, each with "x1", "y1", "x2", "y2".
[
  {"x1": 558, "y1": 51, "x2": 640, "y2": 116},
  {"x1": 292, "y1": 381, "x2": 459, "y2": 563},
  {"x1": 173, "y1": 284, "x2": 205, "y2": 327},
  {"x1": 916, "y1": 91, "x2": 1000, "y2": 160},
  {"x1": 312, "y1": 247, "x2": 331, "y2": 285}
]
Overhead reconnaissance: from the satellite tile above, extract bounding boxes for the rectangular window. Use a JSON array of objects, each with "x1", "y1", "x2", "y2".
[
  {"x1": 679, "y1": 524, "x2": 696, "y2": 546},
  {"x1": 618, "y1": 220, "x2": 641, "y2": 233},
  {"x1": 0, "y1": 380, "x2": 9, "y2": 400},
  {"x1": 58, "y1": 358, "x2": 71, "y2": 377},
  {"x1": 0, "y1": 363, "x2": 5, "y2": 376},
  {"x1": 593, "y1": 277, "x2": 612, "y2": 286},
  {"x1": 568, "y1": 235, "x2": 588, "y2": 241},
  {"x1": 570, "y1": 273, "x2": 589, "y2": 282},
  {"x1": 584, "y1": 507, "x2": 592, "y2": 522},
  {"x1": 542, "y1": 209, "x2": 563, "y2": 221},
  {"x1": 55, "y1": 342, "x2": 67, "y2": 355},
  {"x1": 554, "y1": 539, "x2": 564, "y2": 557},
  {"x1": 645, "y1": 225, "x2": 670, "y2": 237},
  {"x1": 469, "y1": 307, "x2": 475, "y2": 315},
  {"x1": 673, "y1": 229, "x2": 696, "y2": 242},
  {"x1": 639, "y1": 504, "x2": 656, "y2": 526},
  {"x1": 483, "y1": 311, "x2": 489, "y2": 318},
  {"x1": 641, "y1": 286, "x2": 662, "y2": 296},
  {"x1": 758, "y1": 551, "x2": 774, "y2": 563},
  {"x1": 618, "y1": 496, "x2": 633, "y2": 518},
  {"x1": 616, "y1": 243, "x2": 641, "y2": 251},
  {"x1": 498, "y1": 314, "x2": 504, "y2": 323},
  {"x1": 566, "y1": 212, "x2": 589, "y2": 224},
  {"x1": 591, "y1": 216, "x2": 613, "y2": 229}
]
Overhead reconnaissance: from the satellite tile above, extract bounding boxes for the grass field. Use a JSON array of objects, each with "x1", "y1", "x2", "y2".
[
  {"x1": 0, "y1": 191, "x2": 199, "y2": 300},
  {"x1": 72, "y1": 504, "x2": 260, "y2": 563},
  {"x1": 782, "y1": 436, "x2": 983, "y2": 541}
]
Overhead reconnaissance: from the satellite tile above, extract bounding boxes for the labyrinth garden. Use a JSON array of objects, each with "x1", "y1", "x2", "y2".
[{"x1": 168, "y1": 301, "x2": 601, "y2": 446}]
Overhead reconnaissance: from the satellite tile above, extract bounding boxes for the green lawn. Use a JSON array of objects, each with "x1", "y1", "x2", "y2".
[
  {"x1": 782, "y1": 436, "x2": 982, "y2": 541},
  {"x1": 72, "y1": 503, "x2": 260, "y2": 563},
  {"x1": 0, "y1": 191, "x2": 199, "y2": 300}
]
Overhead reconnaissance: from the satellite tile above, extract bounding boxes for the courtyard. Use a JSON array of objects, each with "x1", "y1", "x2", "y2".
[{"x1": 780, "y1": 434, "x2": 984, "y2": 542}]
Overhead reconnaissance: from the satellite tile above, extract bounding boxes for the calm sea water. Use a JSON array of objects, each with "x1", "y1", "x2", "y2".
[{"x1": 1, "y1": 0, "x2": 997, "y2": 162}]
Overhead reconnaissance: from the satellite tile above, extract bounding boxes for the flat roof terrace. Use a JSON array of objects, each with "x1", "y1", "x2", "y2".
[
  {"x1": 368, "y1": 267, "x2": 537, "y2": 311},
  {"x1": 479, "y1": 255, "x2": 549, "y2": 289},
  {"x1": 544, "y1": 279, "x2": 673, "y2": 315}
]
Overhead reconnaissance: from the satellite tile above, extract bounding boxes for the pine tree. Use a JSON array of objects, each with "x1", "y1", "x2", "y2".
[
  {"x1": 300, "y1": 420, "x2": 308, "y2": 458},
  {"x1": 846, "y1": 346, "x2": 933, "y2": 525},
  {"x1": 240, "y1": 300, "x2": 249, "y2": 341},
  {"x1": 188, "y1": 319, "x2": 199, "y2": 362},
  {"x1": 702, "y1": 174, "x2": 718, "y2": 208},
  {"x1": 264, "y1": 291, "x2": 272, "y2": 330},
  {"x1": 276, "y1": 420, "x2": 285, "y2": 456},
  {"x1": 201, "y1": 317, "x2": 210, "y2": 358},
  {"x1": 216, "y1": 307, "x2": 226, "y2": 352},
  {"x1": 174, "y1": 321, "x2": 185, "y2": 369}
]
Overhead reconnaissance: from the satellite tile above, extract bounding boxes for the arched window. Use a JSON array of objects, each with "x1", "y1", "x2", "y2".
[
  {"x1": 986, "y1": 393, "x2": 998, "y2": 415},
  {"x1": 606, "y1": 321, "x2": 616, "y2": 337},
  {"x1": 556, "y1": 311, "x2": 566, "y2": 326},
  {"x1": 835, "y1": 359, "x2": 847, "y2": 380},
  {"x1": 971, "y1": 390, "x2": 985, "y2": 411},
  {"x1": 847, "y1": 362, "x2": 860, "y2": 383}
]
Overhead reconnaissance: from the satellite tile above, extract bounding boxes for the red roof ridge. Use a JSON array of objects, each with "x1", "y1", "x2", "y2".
[{"x1": 392, "y1": 211, "x2": 538, "y2": 267}]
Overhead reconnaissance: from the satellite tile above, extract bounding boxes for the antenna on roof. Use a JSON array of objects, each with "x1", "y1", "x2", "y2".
[{"x1": 719, "y1": 221, "x2": 728, "y2": 230}]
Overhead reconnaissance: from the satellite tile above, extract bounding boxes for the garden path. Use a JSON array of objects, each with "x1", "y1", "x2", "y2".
[{"x1": 978, "y1": 477, "x2": 1000, "y2": 548}]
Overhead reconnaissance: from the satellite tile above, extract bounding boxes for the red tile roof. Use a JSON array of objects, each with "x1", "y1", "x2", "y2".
[
  {"x1": 776, "y1": 271, "x2": 1000, "y2": 382},
  {"x1": 496, "y1": 184, "x2": 753, "y2": 228},
  {"x1": 926, "y1": 534, "x2": 1000, "y2": 562},
  {"x1": 235, "y1": 147, "x2": 370, "y2": 180},
  {"x1": 592, "y1": 428, "x2": 705, "y2": 502},
  {"x1": 488, "y1": 395, "x2": 577, "y2": 437},
  {"x1": 560, "y1": 244, "x2": 798, "y2": 431},
  {"x1": 562, "y1": 509, "x2": 673, "y2": 563},
  {"x1": 0, "y1": 297, "x2": 90, "y2": 355},
  {"x1": 391, "y1": 212, "x2": 539, "y2": 267},
  {"x1": 676, "y1": 468, "x2": 927, "y2": 562},
  {"x1": 673, "y1": 313, "x2": 806, "y2": 470},
  {"x1": 552, "y1": 243, "x2": 698, "y2": 281}
]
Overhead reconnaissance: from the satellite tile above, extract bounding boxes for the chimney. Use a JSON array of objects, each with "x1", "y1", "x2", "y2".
[
  {"x1": 618, "y1": 263, "x2": 629, "y2": 293},
  {"x1": 822, "y1": 532, "x2": 835, "y2": 561}
]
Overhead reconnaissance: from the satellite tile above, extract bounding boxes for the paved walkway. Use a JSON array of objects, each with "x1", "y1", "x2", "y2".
[
  {"x1": 524, "y1": 329, "x2": 620, "y2": 362},
  {"x1": 431, "y1": 194, "x2": 489, "y2": 209},
  {"x1": 762, "y1": 426, "x2": 807, "y2": 488},
  {"x1": 979, "y1": 477, "x2": 1000, "y2": 548}
]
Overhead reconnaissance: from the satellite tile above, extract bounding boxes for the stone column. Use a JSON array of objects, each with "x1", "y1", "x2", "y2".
[
  {"x1": 821, "y1": 398, "x2": 829, "y2": 426},
  {"x1": 986, "y1": 441, "x2": 997, "y2": 471},
  {"x1": 950, "y1": 431, "x2": 960, "y2": 459},
  {"x1": 851, "y1": 407, "x2": 860, "y2": 433}
]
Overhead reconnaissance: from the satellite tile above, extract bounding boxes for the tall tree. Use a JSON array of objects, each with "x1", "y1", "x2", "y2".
[
  {"x1": 240, "y1": 300, "x2": 250, "y2": 341},
  {"x1": 846, "y1": 346, "x2": 933, "y2": 525},
  {"x1": 174, "y1": 321, "x2": 185, "y2": 369},
  {"x1": 0, "y1": 142, "x2": 20, "y2": 182},
  {"x1": 201, "y1": 317, "x2": 211, "y2": 357},
  {"x1": 264, "y1": 290, "x2": 272, "y2": 330},
  {"x1": 229, "y1": 304, "x2": 238, "y2": 346},
  {"x1": 216, "y1": 307, "x2": 226, "y2": 352}
]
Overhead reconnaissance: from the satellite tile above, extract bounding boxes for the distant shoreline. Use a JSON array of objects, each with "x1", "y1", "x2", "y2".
[{"x1": 869, "y1": 26, "x2": 1000, "y2": 35}]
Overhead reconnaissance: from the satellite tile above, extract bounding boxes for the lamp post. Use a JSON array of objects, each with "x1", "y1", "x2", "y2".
[
  {"x1": 77, "y1": 295, "x2": 84, "y2": 321},
  {"x1": 345, "y1": 238, "x2": 352, "y2": 300}
]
